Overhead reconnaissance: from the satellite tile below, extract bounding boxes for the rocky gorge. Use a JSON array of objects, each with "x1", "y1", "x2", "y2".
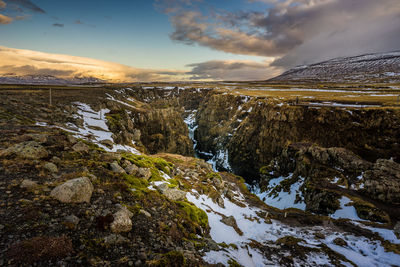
[{"x1": 1, "y1": 84, "x2": 400, "y2": 266}]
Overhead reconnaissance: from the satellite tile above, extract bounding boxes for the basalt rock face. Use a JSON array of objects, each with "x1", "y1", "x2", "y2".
[
  {"x1": 194, "y1": 93, "x2": 400, "y2": 178},
  {"x1": 104, "y1": 90, "x2": 195, "y2": 156},
  {"x1": 130, "y1": 107, "x2": 193, "y2": 156}
]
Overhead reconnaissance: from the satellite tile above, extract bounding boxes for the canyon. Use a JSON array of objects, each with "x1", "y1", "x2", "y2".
[{"x1": 1, "y1": 82, "x2": 400, "y2": 266}]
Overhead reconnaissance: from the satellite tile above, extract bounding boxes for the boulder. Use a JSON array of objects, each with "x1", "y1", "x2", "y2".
[
  {"x1": 110, "y1": 162, "x2": 126, "y2": 174},
  {"x1": 157, "y1": 183, "x2": 187, "y2": 201},
  {"x1": 50, "y1": 177, "x2": 94, "y2": 203},
  {"x1": 44, "y1": 162, "x2": 58, "y2": 173},
  {"x1": 20, "y1": 179, "x2": 39, "y2": 190},
  {"x1": 72, "y1": 141, "x2": 89, "y2": 153},
  {"x1": 110, "y1": 207, "x2": 133, "y2": 233},
  {"x1": 125, "y1": 164, "x2": 139, "y2": 175},
  {"x1": 0, "y1": 141, "x2": 48, "y2": 159},
  {"x1": 137, "y1": 168, "x2": 152, "y2": 179}
]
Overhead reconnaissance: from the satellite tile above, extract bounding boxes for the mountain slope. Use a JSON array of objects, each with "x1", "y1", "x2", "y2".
[
  {"x1": 0, "y1": 74, "x2": 104, "y2": 85},
  {"x1": 270, "y1": 51, "x2": 400, "y2": 83}
]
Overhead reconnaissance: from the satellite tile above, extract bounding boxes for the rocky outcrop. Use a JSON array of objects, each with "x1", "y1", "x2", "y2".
[
  {"x1": 364, "y1": 159, "x2": 400, "y2": 204},
  {"x1": 50, "y1": 177, "x2": 94, "y2": 203},
  {"x1": 105, "y1": 99, "x2": 194, "y2": 156}
]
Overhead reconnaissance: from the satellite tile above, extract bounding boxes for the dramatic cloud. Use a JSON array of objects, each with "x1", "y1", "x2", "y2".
[
  {"x1": 52, "y1": 23, "x2": 64, "y2": 27},
  {"x1": 0, "y1": 46, "x2": 188, "y2": 82},
  {"x1": 7, "y1": 0, "x2": 45, "y2": 13},
  {"x1": 0, "y1": 0, "x2": 6, "y2": 9},
  {"x1": 0, "y1": 13, "x2": 12, "y2": 24},
  {"x1": 187, "y1": 60, "x2": 282, "y2": 80},
  {"x1": 161, "y1": 0, "x2": 400, "y2": 68}
]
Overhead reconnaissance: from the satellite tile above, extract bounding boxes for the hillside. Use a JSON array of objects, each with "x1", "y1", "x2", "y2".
[
  {"x1": 0, "y1": 74, "x2": 104, "y2": 85},
  {"x1": 270, "y1": 51, "x2": 400, "y2": 83},
  {"x1": 1, "y1": 84, "x2": 400, "y2": 266}
]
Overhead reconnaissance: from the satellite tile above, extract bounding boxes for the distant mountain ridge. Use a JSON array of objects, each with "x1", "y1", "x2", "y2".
[
  {"x1": 0, "y1": 74, "x2": 104, "y2": 85},
  {"x1": 270, "y1": 51, "x2": 400, "y2": 83}
]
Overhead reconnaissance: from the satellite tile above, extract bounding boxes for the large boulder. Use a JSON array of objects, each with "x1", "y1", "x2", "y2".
[
  {"x1": 137, "y1": 167, "x2": 152, "y2": 179},
  {"x1": 110, "y1": 207, "x2": 133, "y2": 233},
  {"x1": 50, "y1": 177, "x2": 94, "y2": 203},
  {"x1": 0, "y1": 141, "x2": 48, "y2": 159},
  {"x1": 157, "y1": 183, "x2": 187, "y2": 201}
]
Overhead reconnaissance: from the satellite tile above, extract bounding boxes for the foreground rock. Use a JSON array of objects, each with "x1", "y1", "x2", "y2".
[
  {"x1": 157, "y1": 183, "x2": 187, "y2": 201},
  {"x1": 110, "y1": 207, "x2": 133, "y2": 233},
  {"x1": 50, "y1": 177, "x2": 94, "y2": 203}
]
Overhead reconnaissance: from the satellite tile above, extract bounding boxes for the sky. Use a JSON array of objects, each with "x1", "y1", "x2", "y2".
[{"x1": 0, "y1": 0, "x2": 399, "y2": 82}]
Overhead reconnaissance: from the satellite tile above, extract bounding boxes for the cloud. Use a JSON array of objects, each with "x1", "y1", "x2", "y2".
[
  {"x1": 7, "y1": 0, "x2": 45, "y2": 13},
  {"x1": 0, "y1": 13, "x2": 12, "y2": 24},
  {"x1": 52, "y1": 23, "x2": 64, "y2": 27},
  {"x1": 0, "y1": 46, "x2": 189, "y2": 82},
  {"x1": 186, "y1": 59, "x2": 282, "y2": 81},
  {"x1": 0, "y1": 0, "x2": 6, "y2": 9},
  {"x1": 161, "y1": 0, "x2": 400, "y2": 68}
]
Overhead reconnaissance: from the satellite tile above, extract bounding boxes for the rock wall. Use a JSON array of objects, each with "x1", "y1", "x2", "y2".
[{"x1": 194, "y1": 93, "x2": 400, "y2": 179}]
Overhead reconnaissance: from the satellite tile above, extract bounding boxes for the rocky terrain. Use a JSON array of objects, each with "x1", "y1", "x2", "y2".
[
  {"x1": 1, "y1": 84, "x2": 400, "y2": 266},
  {"x1": 270, "y1": 51, "x2": 400, "y2": 83}
]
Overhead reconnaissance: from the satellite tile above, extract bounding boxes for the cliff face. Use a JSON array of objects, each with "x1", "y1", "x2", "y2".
[{"x1": 194, "y1": 93, "x2": 400, "y2": 178}]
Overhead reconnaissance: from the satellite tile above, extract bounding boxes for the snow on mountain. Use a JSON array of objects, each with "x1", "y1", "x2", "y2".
[
  {"x1": 0, "y1": 74, "x2": 104, "y2": 85},
  {"x1": 270, "y1": 51, "x2": 400, "y2": 83}
]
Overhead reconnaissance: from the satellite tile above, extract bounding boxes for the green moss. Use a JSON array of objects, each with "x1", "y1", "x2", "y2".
[
  {"x1": 168, "y1": 179, "x2": 179, "y2": 188},
  {"x1": 105, "y1": 112, "x2": 124, "y2": 130},
  {"x1": 148, "y1": 251, "x2": 186, "y2": 267},
  {"x1": 81, "y1": 140, "x2": 106, "y2": 152},
  {"x1": 122, "y1": 173, "x2": 149, "y2": 189},
  {"x1": 126, "y1": 203, "x2": 142, "y2": 215},
  {"x1": 206, "y1": 172, "x2": 222, "y2": 181},
  {"x1": 259, "y1": 166, "x2": 271, "y2": 175},
  {"x1": 219, "y1": 242, "x2": 238, "y2": 250},
  {"x1": 121, "y1": 153, "x2": 174, "y2": 181},
  {"x1": 176, "y1": 201, "x2": 208, "y2": 228}
]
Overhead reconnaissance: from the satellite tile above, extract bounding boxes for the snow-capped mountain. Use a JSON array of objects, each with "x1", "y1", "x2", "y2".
[
  {"x1": 270, "y1": 51, "x2": 400, "y2": 83},
  {"x1": 0, "y1": 74, "x2": 104, "y2": 85}
]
